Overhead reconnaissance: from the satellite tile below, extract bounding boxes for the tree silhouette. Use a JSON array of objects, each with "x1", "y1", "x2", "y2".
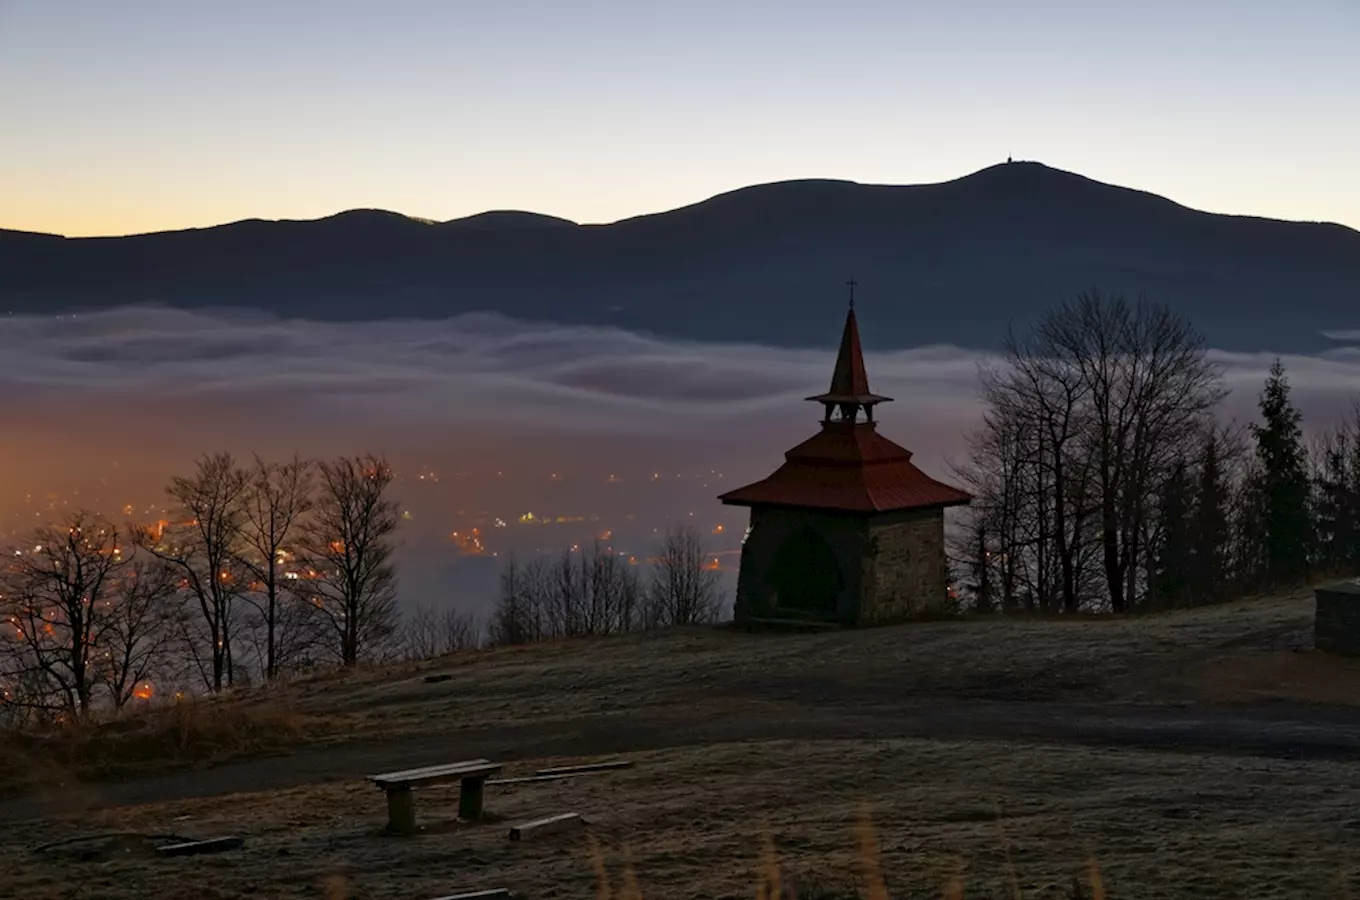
[{"x1": 1249, "y1": 359, "x2": 1313, "y2": 587}]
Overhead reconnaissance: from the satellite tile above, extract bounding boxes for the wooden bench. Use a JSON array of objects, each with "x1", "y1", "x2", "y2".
[{"x1": 367, "y1": 758, "x2": 504, "y2": 834}]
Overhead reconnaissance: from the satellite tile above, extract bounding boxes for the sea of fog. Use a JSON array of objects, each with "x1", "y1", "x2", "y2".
[{"x1": 4, "y1": 306, "x2": 1360, "y2": 619}]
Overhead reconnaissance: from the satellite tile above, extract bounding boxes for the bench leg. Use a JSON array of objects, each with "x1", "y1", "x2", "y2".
[
  {"x1": 459, "y1": 775, "x2": 487, "y2": 821},
  {"x1": 386, "y1": 786, "x2": 417, "y2": 834}
]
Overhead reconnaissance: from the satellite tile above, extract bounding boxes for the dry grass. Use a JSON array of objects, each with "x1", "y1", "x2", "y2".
[
  {"x1": 0, "y1": 696, "x2": 310, "y2": 795},
  {"x1": 0, "y1": 591, "x2": 1329, "y2": 802},
  {"x1": 1138, "y1": 646, "x2": 1360, "y2": 705},
  {"x1": 2, "y1": 590, "x2": 1353, "y2": 898},
  {"x1": 6, "y1": 738, "x2": 1360, "y2": 899},
  {"x1": 270, "y1": 592, "x2": 1319, "y2": 743}
]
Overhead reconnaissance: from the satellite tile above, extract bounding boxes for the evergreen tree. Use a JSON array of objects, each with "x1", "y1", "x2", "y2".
[
  {"x1": 1250, "y1": 359, "x2": 1312, "y2": 587},
  {"x1": 1188, "y1": 431, "x2": 1231, "y2": 602},
  {"x1": 1152, "y1": 460, "x2": 1193, "y2": 607},
  {"x1": 1348, "y1": 426, "x2": 1360, "y2": 571},
  {"x1": 1312, "y1": 427, "x2": 1356, "y2": 574}
]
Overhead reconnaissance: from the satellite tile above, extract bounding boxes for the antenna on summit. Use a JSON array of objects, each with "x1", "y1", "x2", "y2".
[{"x1": 846, "y1": 277, "x2": 857, "y2": 310}]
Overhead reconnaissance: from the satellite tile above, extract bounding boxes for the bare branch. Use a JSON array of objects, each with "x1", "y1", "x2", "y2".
[{"x1": 296, "y1": 454, "x2": 401, "y2": 666}]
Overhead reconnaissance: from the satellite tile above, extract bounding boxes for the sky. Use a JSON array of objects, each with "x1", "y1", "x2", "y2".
[{"x1": 2, "y1": 0, "x2": 1358, "y2": 237}]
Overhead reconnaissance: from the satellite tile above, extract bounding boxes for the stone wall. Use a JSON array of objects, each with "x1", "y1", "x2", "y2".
[
  {"x1": 1315, "y1": 580, "x2": 1360, "y2": 656},
  {"x1": 860, "y1": 508, "x2": 949, "y2": 622},
  {"x1": 731, "y1": 504, "x2": 950, "y2": 625}
]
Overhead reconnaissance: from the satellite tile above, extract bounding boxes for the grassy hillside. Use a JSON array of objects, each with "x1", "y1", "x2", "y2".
[
  {"x1": 7, "y1": 590, "x2": 1360, "y2": 899},
  {"x1": 1, "y1": 588, "x2": 1341, "y2": 795},
  {"x1": 281, "y1": 589, "x2": 1325, "y2": 737}
]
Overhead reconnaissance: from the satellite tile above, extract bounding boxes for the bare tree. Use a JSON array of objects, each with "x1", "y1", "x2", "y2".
[
  {"x1": 489, "y1": 541, "x2": 644, "y2": 646},
  {"x1": 237, "y1": 453, "x2": 313, "y2": 680},
  {"x1": 584, "y1": 541, "x2": 643, "y2": 634},
  {"x1": 646, "y1": 525, "x2": 723, "y2": 626},
  {"x1": 544, "y1": 549, "x2": 584, "y2": 637},
  {"x1": 950, "y1": 411, "x2": 1029, "y2": 611},
  {"x1": 138, "y1": 453, "x2": 249, "y2": 692},
  {"x1": 237, "y1": 588, "x2": 322, "y2": 681},
  {"x1": 535, "y1": 542, "x2": 645, "y2": 638},
  {"x1": 488, "y1": 552, "x2": 544, "y2": 646},
  {"x1": 299, "y1": 454, "x2": 401, "y2": 666},
  {"x1": 957, "y1": 292, "x2": 1222, "y2": 614},
  {"x1": 1042, "y1": 294, "x2": 1223, "y2": 611},
  {"x1": 399, "y1": 603, "x2": 480, "y2": 660},
  {"x1": 0, "y1": 511, "x2": 128, "y2": 720},
  {"x1": 100, "y1": 544, "x2": 182, "y2": 710},
  {"x1": 976, "y1": 322, "x2": 1097, "y2": 613}
]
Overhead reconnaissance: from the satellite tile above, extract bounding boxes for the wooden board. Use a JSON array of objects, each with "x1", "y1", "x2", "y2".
[
  {"x1": 487, "y1": 772, "x2": 603, "y2": 786},
  {"x1": 156, "y1": 836, "x2": 245, "y2": 857},
  {"x1": 428, "y1": 890, "x2": 511, "y2": 900},
  {"x1": 370, "y1": 758, "x2": 492, "y2": 782},
  {"x1": 534, "y1": 760, "x2": 634, "y2": 777},
  {"x1": 507, "y1": 812, "x2": 583, "y2": 841},
  {"x1": 369, "y1": 759, "x2": 500, "y2": 789}
]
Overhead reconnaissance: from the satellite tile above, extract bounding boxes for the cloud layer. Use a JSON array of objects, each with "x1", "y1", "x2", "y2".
[
  {"x1": 5, "y1": 306, "x2": 1360, "y2": 613},
  {"x1": 8, "y1": 305, "x2": 1360, "y2": 431}
]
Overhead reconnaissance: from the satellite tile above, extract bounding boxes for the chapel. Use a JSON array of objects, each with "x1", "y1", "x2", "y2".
[{"x1": 718, "y1": 292, "x2": 971, "y2": 624}]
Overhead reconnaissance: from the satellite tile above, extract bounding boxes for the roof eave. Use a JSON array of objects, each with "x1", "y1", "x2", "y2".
[
  {"x1": 718, "y1": 494, "x2": 973, "y2": 513},
  {"x1": 804, "y1": 392, "x2": 894, "y2": 405}
]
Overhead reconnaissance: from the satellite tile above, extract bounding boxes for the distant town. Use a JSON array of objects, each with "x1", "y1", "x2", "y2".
[{"x1": 2, "y1": 464, "x2": 749, "y2": 576}]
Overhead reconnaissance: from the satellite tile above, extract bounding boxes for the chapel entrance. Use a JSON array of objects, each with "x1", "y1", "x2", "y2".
[{"x1": 770, "y1": 525, "x2": 844, "y2": 616}]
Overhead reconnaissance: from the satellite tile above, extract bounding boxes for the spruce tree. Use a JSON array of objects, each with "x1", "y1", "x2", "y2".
[
  {"x1": 1348, "y1": 426, "x2": 1360, "y2": 571},
  {"x1": 1250, "y1": 359, "x2": 1312, "y2": 587},
  {"x1": 1189, "y1": 431, "x2": 1230, "y2": 602},
  {"x1": 1152, "y1": 460, "x2": 1193, "y2": 606},
  {"x1": 1313, "y1": 428, "x2": 1354, "y2": 574}
]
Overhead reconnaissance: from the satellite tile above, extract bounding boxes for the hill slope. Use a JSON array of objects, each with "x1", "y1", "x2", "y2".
[
  {"x1": 3, "y1": 162, "x2": 1359, "y2": 351},
  {"x1": 10, "y1": 591, "x2": 1360, "y2": 900}
]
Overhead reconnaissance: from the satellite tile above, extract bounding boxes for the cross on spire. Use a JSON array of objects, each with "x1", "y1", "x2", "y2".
[{"x1": 846, "y1": 277, "x2": 857, "y2": 310}]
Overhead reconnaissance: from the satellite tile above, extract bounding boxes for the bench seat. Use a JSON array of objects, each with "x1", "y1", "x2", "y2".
[{"x1": 367, "y1": 758, "x2": 504, "y2": 833}]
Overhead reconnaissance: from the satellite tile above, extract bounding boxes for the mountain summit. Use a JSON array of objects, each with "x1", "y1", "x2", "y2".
[{"x1": 3, "y1": 162, "x2": 1357, "y2": 351}]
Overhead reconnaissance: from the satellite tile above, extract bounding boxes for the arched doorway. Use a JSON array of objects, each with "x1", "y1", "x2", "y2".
[{"x1": 770, "y1": 525, "x2": 844, "y2": 617}]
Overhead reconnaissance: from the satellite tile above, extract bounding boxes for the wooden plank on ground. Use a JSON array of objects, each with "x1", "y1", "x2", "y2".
[
  {"x1": 507, "y1": 813, "x2": 583, "y2": 841},
  {"x1": 534, "y1": 760, "x2": 634, "y2": 777},
  {"x1": 156, "y1": 836, "x2": 245, "y2": 857},
  {"x1": 487, "y1": 772, "x2": 604, "y2": 786},
  {"x1": 428, "y1": 890, "x2": 511, "y2": 900}
]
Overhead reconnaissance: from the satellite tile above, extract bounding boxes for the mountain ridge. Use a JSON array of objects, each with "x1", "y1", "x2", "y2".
[
  {"x1": 2, "y1": 161, "x2": 1358, "y2": 352},
  {"x1": 14, "y1": 162, "x2": 1357, "y2": 239}
]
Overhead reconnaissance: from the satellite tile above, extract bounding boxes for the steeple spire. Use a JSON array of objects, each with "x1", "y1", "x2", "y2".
[{"x1": 805, "y1": 282, "x2": 893, "y2": 423}]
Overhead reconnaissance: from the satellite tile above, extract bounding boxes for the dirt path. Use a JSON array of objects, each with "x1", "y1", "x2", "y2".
[{"x1": 9, "y1": 695, "x2": 1360, "y2": 825}]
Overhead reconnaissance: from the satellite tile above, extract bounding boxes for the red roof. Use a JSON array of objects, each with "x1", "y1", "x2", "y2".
[
  {"x1": 719, "y1": 298, "x2": 971, "y2": 514},
  {"x1": 719, "y1": 420, "x2": 972, "y2": 513}
]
